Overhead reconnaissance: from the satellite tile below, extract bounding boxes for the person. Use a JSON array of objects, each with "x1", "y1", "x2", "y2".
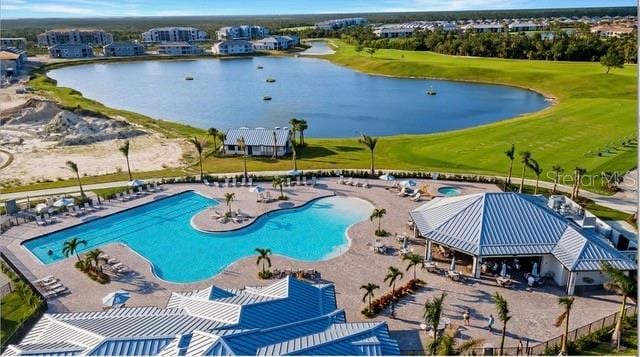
[
  {"x1": 487, "y1": 314, "x2": 495, "y2": 332},
  {"x1": 47, "y1": 249, "x2": 53, "y2": 256},
  {"x1": 463, "y1": 308, "x2": 471, "y2": 326}
]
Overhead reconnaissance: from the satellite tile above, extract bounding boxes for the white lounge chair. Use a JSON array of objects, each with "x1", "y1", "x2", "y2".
[
  {"x1": 83, "y1": 202, "x2": 95, "y2": 212},
  {"x1": 337, "y1": 175, "x2": 344, "y2": 184},
  {"x1": 286, "y1": 177, "x2": 291, "y2": 187},
  {"x1": 266, "y1": 192, "x2": 274, "y2": 202},
  {"x1": 92, "y1": 200, "x2": 102, "y2": 210},
  {"x1": 224, "y1": 178, "x2": 229, "y2": 187},
  {"x1": 153, "y1": 182, "x2": 162, "y2": 191},
  {"x1": 363, "y1": 181, "x2": 370, "y2": 188},
  {"x1": 248, "y1": 177, "x2": 253, "y2": 186},
  {"x1": 231, "y1": 177, "x2": 237, "y2": 187},
  {"x1": 36, "y1": 216, "x2": 47, "y2": 226},
  {"x1": 203, "y1": 178, "x2": 212, "y2": 186},
  {"x1": 345, "y1": 177, "x2": 353, "y2": 185},
  {"x1": 43, "y1": 213, "x2": 56, "y2": 224},
  {"x1": 296, "y1": 177, "x2": 301, "y2": 186},
  {"x1": 410, "y1": 192, "x2": 421, "y2": 202},
  {"x1": 312, "y1": 176, "x2": 317, "y2": 186},
  {"x1": 241, "y1": 177, "x2": 246, "y2": 186},
  {"x1": 397, "y1": 188, "x2": 408, "y2": 197},
  {"x1": 35, "y1": 275, "x2": 55, "y2": 284},
  {"x1": 302, "y1": 177, "x2": 307, "y2": 186}
]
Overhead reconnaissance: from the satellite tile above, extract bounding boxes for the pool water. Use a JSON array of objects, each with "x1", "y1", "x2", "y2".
[
  {"x1": 23, "y1": 192, "x2": 371, "y2": 283},
  {"x1": 437, "y1": 187, "x2": 462, "y2": 197}
]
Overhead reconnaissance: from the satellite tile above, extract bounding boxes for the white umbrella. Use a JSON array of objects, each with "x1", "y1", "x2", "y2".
[
  {"x1": 287, "y1": 169, "x2": 301, "y2": 176},
  {"x1": 53, "y1": 198, "x2": 74, "y2": 208},
  {"x1": 249, "y1": 186, "x2": 265, "y2": 193},
  {"x1": 400, "y1": 179, "x2": 417, "y2": 188},
  {"x1": 102, "y1": 290, "x2": 130, "y2": 308},
  {"x1": 379, "y1": 174, "x2": 395, "y2": 181},
  {"x1": 449, "y1": 255, "x2": 456, "y2": 271},
  {"x1": 35, "y1": 203, "x2": 49, "y2": 214},
  {"x1": 532, "y1": 262, "x2": 539, "y2": 277},
  {"x1": 128, "y1": 179, "x2": 145, "y2": 187},
  {"x1": 500, "y1": 263, "x2": 507, "y2": 277}
]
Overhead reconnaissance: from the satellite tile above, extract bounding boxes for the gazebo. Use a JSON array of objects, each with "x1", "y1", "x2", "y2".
[{"x1": 410, "y1": 192, "x2": 636, "y2": 295}]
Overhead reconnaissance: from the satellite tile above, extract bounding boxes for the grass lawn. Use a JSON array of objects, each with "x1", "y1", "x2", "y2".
[
  {"x1": 582, "y1": 315, "x2": 638, "y2": 356},
  {"x1": 0, "y1": 292, "x2": 36, "y2": 346},
  {"x1": 14, "y1": 41, "x2": 636, "y2": 194}
]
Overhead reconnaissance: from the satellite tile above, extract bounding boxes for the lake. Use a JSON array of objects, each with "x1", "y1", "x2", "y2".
[{"x1": 48, "y1": 51, "x2": 549, "y2": 137}]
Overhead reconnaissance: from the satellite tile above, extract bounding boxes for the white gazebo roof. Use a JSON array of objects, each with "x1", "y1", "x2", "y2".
[{"x1": 410, "y1": 192, "x2": 636, "y2": 272}]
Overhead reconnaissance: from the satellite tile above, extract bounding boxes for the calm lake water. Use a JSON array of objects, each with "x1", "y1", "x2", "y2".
[{"x1": 48, "y1": 51, "x2": 549, "y2": 137}]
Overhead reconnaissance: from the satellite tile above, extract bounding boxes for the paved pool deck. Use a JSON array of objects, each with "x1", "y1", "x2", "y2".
[{"x1": 0, "y1": 179, "x2": 631, "y2": 352}]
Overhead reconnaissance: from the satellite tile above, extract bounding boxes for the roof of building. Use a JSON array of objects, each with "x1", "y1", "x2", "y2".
[
  {"x1": 225, "y1": 127, "x2": 291, "y2": 147},
  {"x1": 0, "y1": 51, "x2": 20, "y2": 60},
  {"x1": 410, "y1": 192, "x2": 636, "y2": 271},
  {"x1": 7, "y1": 276, "x2": 399, "y2": 356}
]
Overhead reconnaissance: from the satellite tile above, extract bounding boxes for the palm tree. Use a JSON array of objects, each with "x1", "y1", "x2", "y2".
[
  {"x1": 65, "y1": 160, "x2": 85, "y2": 197},
  {"x1": 518, "y1": 151, "x2": 531, "y2": 193},
  {"x1": 601, "y1": 262, "x2": 637, "y2": 351},
  {"x1": 369, "y1": 208, "x2": 386, "y2": 235},
  {"x1": 424, "y1": 292, "x2": 447, "y2": 355},
  {"x1": 288, "y1": 118, "x2": 300, "y2": 145},
  {"x1": 118, "y1": 140, "x2": 133, "y2": 181},
  {"x1": 528, "y1": 158, "x2": 543, "y2": 194},
  {"x1": 272, "y1": 177, "x2": 285, "y2": 199},
  {"x1": 358, "y1": 134, "x2": 378, "y2": 175},
  {"x1": 384, "y1": 266, "x2": 403, "y2": 296},
  {"x1": 504, "y1": 144, "x2": 516, "y2": 189},
  {"x1": 403, "y1": 253, "x2": 424, "y2": 281},
  {"x1": 85, "y1": 248, "x2": 106, "y2": 273},
  {"x1": 552, "y1": 165, "x2": 564, "y2": 193},
  {"x1": 255, "y1": 248, "x2": 272, "y2": 276},
  {"x1": 297, "y1": 119, "x2": 308, "y2": 146},
  {"x1": 224, "y1": 192, "x2": 235, "y2": 214},
  {"x1": 217, "y1": 132, "x2": 227, "y2": 155},
  {"x1": 571, "y1": 167, "x2": 587, "y2": 200},
  {"x1": 360, "y1": 283, "x2": 380, "y2": 313},
  {"x1": 554, "y1": 297, "x2": 575, "y2": 355},
  {"x1": 207, "y1": 127, "x2": 219, "y2": 153},
  {"x1": 236, "y1": 136, "x2": 248, "y2": 181},
  {"x1": 188, "y1": 136, "x2": 207, "y2": 180},
  {"x1": 493, "y1": 292, "x2": 512, "y2": 356},
  {"x1": 62, "y1": 237, "x2": 87, "y2": 263},
  {"x1": 291, "y1": 143, "x2": 298, "y2": 171}
]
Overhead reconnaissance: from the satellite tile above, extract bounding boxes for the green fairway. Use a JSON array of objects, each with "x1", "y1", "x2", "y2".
[{"x1": 12, "y1": 41, "x2": 636, "y2": 194}]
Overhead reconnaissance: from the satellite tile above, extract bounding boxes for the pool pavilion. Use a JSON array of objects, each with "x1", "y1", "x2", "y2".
[{"x1": 409, "y1": 192, "x2": 636, "y2": 295}]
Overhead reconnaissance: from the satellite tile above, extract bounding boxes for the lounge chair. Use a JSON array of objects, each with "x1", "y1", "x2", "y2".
[
  {"x1": 337, "y1": 175, "x2": 344, "y2": 184},
  {"x1": 44, "y1": 213, "x2": 56, "y2": 224},
  {"x1": 217, "y1": 216, "x2": 228, "y2": 223},
  {"x1": 92, "y1": 199, "x2": 102, "y2": 210},
  {"x1": 232, "y1": 177, "x2": 237, "y2": 187},
  {"x1": 296, "y1": 177, "x2": 301, "y2": 186},
  {"x1": 83, "y1": 202, "x2": 95, "y2": 212},
  {"x1": 154, "y1": 182, "x2": 162, "y2": 190},
  {"x1": 286, "y1": 177, "x2": 291, "y2": 187},
  {"x1": 44, "y1": 282, "x2": 63, "y2": 291},
  {"x1": 312, "y1": 176, "x2": 317, "y2": 186},
  {"x1": 35, "y1": 275, "x2": 55, "y2": 285},
  {"x1": 397, "y1": 188, "x2": 408, "y2": 196},
  {"x1": 36, "y1": 216, "x2": 47, "y2": 226},
  {"x1": 302, "y1": 177, "x2": 308, "y2": 186},
  {"x1": 232, "y1": 216, "x2": 243, "y2": 223},
  {"x1": 203, "y1": 178, "x2": 212, "y2": 186},
  {"x1": 69, "y1": 206, "x2": 83, "y2": 217},
  {"x1": 248, "y1": 177, "x2": 253, "y2": 186},
  {"x1": 115, "y1": 193, "x2": 125, "y2": 202},
  {"x1": 344, "y1": 177, "x2": 353, "y2": 186},
  {"x1": 241, "y1": 177, "x2": 246, "y2": 186},
  {"x1": 224, "y1": 178, "x2": 229, "y2": 187},
  {"x1": 266, "y1": 192, "x2": 274, "y2": 202},
  {"x1": 236, "y1": 208, "x2": 252, "y2": 218},
  {"x1": 363, "y1": 181, "x2": 370, "y2": 188},
  {"x1": 410, "y1": 193, "x2": 421, "y2": 202},
  {"x1": 107, "y1": 258, "x2": 119, "y2": 265}
]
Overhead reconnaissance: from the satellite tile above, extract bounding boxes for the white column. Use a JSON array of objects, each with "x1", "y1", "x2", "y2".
[
  {"x1": 567, "y1": 271, "x2": 576, "y2": 295},
  {"x1": 472, "y1": 256, "x2": 481, "y2": 278}
]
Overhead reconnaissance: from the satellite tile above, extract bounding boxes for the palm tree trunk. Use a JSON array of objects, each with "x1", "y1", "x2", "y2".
[
  {"x1": 500, "y1": 324, "x2": 507, "y2": 355},
  {"x1": 301, "y1": 131, "x2": 305, "y2": 146},
  {"x1": 612, "y1": 295, "x2": 627, "y2": 351},
  {"x1": 534, "y1": 176, "x2": 540, "y2": 195},
  {"x1": 125, "y1": 156, "x2": 132, "y2": 181},
  {"x1": 377, "y1": 217, "x2": 381, "y2": 232},
  {"x1": 280, "y1": 185, "x2": 284, "y2": 198},
  {"x1": 368, "y1": 295, "x2": 372, "y2": 312},
  {"x1": 198, "y1": 154, "x2": 204, "y2": 180},
  {"x1": 243, "y1": 156, "x2": 248, "y2": 181},
  {"x1": 562, "y1": 310, "x2": 570, "y2": 355},
  {"x1": 553, "y1": 175, "x2": 559, "y2": 193},
  {"x1": 370, "y1": 150, "x2": 375, "y2": 175},
  {"x1": 519, "y1": 167, "x2": 526, "y2": 193},
  {"x1": 507, "y1": 160, "x2": 513, "y2": 185},
  {"x1": 262, "y1": 259, "x2": 265, "y2": 274},
  {"x1": 75, "y1": 173, "x2": 85, "y2": 197},
  {"x1": 75, "y1": 252, "x2": 81, "y2": 263}
]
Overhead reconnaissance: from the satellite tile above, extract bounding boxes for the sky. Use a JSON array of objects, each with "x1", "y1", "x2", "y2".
[{"x1": 1, "y1": 0, "x2": 635, "y2": 19}]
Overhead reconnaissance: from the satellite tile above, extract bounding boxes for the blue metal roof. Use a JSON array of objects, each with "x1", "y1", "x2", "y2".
[
  {"x1": 224, "y1": 128, "x2": 291, "y2": 147},
  {"x1": 411, "y1": 192, "x2": 636, "y2": 272},
  {"x1": 91, "y1": 338, "x2": 174, "y2": 356}
]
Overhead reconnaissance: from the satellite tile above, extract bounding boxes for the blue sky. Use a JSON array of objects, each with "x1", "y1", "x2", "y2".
[{"x1": 2, "y1": 0, "x2": 635, "y2": 19}]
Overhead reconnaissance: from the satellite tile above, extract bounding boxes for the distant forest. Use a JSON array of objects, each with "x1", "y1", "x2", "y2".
[{"x1": 1, "y1": 6, "x2": 636, "y2": 42}]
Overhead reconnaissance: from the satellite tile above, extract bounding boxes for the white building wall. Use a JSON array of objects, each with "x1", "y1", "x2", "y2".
[
  {"x1": 575, "y1": 271, "x2": 608, "y2": 286},
  {"x1": 541, "y1": 254, "x2": 568, "y2": 286}
]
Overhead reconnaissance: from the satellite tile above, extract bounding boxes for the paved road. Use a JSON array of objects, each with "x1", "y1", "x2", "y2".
[{"x1": 1, "y1": 169, "x2": 637, "y2": 214}]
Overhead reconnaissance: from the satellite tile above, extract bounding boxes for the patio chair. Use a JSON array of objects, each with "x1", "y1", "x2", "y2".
[
  {"x1": 92, "y1": 199, "x2": 102, "y2": 210},
  {"x1": 84, "y1": 202, "x2": 95, "y2": 212},
  {"x1": 203, "y1": 178, "x2": 212, "y2": 186},
  {"x1": 248, "y1": 177, "x2": 253, "y2": 186},
  {"x1": 345, "y1": 177, "x2": 353, "y2": 185},
  {"x1": 312, "y1": 176, "x2": 317, "y2": 186},
  {"x1": 266, "y1": 192, "x2": 274, "y2": 202},
  {"x1": 287, "y1": 177, "x2": 292, "y2": 187},
  {"x1": 43, "y1": 213, "x2": 56, "y2": 224},
  {"x1": 296, "y1": 176, "x2": 301, "y2": 186},
  {"x1": 241, "y1": 177, "x2": 246, "y2": 186},
  {"x1": 224, "y1": 178, "x2": 229, "y2": 187},
  {"x1": 36, "y1": 216, "x2": 47, "y2": 226},
  {"x1": 232, "y1": 177, "x2": 237, "y2": 187},
  {"x1": 410, "y1": 193, "x2": 422, "y2": 202},
  {"x1": 302, "y1": 177, "x2": 307, "y2": 186},
  {"x1": 337, "y1": 175, "x2": 344, "y2": 184}
]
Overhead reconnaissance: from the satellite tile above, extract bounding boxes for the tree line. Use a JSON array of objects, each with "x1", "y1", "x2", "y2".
[{"x1": 340, "y1": 24, "x2": 637, "y2": 63}]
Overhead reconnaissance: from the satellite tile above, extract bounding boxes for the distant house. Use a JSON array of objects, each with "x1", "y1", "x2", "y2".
[
  {"x1": 0, "y1": 38, "x2": 27, "y2": 49},
  {"x1": 463, "y1": 23, "x2": 506, "y2": 33},
  {"x1": 224, "y1": 127, "x2": 292, "y2": 157},
  {"x1": 157, "y1": 42, "x2": 203, "y2": 56},
  {"x1": 103, "y1": 42, "x2": 145, "y2": 57},
  {"x1": 141, "y1": 27, "x2": 208, "y2": 43},
  {"x1": 252, "y1": 35, "x2": 299, "y2": 51},
  {"x1": 374, "y1": 27, "x2": 415, "y2": 38},
  {"x1": 590, "y1": 24, "x2": 636, "y2": 37},
  {"x1": 315, "y1": 17, "x2": 368, "y2": 30},
  {"x1": 216, "y1": 25, "x2": 269, "y2": 40},
  {"x1": 211, "y1": 40, "x2": 254, "y2": 55},
  {"x1": 508, "y1": 21, "x2": 545, "y2": 32},
  {"x1": 0, "y1": 50, "x2": 26, "y2": 78},
  {"x1": 48, "y1": 44, "x2": 93, "y2": 58},
  {"x1": 37, "y1": 29, "x2": 112, "y2": 47}
]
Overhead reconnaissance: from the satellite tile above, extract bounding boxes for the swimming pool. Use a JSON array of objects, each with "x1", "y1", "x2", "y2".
[
  {"x1": 23, "y1": 192, "x2": 371, "y2": 283},
  {"x1": 437, "y1": 187, "x2": 462, "y2": 197}
]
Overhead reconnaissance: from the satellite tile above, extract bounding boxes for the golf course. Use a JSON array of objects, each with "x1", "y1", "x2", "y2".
[{"x1": 8, "y1": 40, "x2": 637, "y2": 194}]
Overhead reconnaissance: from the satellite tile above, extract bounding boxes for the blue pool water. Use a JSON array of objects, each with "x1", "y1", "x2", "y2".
[
  {"x1": 23, "y1": 192, "x2": 371, "y2": 283},
  {"x1": 437, "y1": 187, "x2": 462, "y2": 197}
]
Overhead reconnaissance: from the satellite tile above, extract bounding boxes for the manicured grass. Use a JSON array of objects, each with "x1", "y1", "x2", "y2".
[
  {"x1": 582, "y1": 315, "x2": 637, "y2": 356},
  {"x1": 14, "y1": 42, "x2": 636, "y2": 195},
  {"x1": 0, "y1": 292, "x2": 36, "y2": 346}
]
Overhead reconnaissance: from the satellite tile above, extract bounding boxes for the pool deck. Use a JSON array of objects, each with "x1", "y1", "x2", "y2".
[{"x1": 0, "y1": 179, "x2": 631, "y2": 352}]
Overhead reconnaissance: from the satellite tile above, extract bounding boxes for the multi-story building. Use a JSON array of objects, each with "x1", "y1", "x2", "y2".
[
  {"x1": 252, "y1": 35, "x2": 299, "y2": 51},
  {"x1": 0, "y1": 48, "x2": 27, "y2": 78},
  {"x1": 0, "y1": 38, "x2": 27, "y2": 49},
  {"x1": 211, "y1": 40, "x2": 254, "y2": 55},
  {"x1": 374, "y1": 27, "x2": 415, "y2": 38},
  {"x1": 462, "y1": 23, "x2": 506, "y2": 33},
  {"x1": 590, "y1": 24, "x2": 636, "y2": 37},
  {"x1": 315, "y1": 17, "x2": 367, "y2": 30},
  {"x1": 103, "y1": 42, "x2": 145, "y2": 57},
  {"x1": 216, "y1": 25, "x2": 269, "y2": 40},
  {"x1": 508, "y1": 21, "x2": 545, "y2": 32},
  {"x1": 48, "y1": 44, "x2": 93, "y2": 58},
  {"x1": 141, "y1": 27, "x2": 208, "y2": 43},
  {"x1": 37, "y1": 29, "x2": 113, "y2": 47},
  {"x1": 157, "y1": 42, "x2": 203, "y2": 56}
]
